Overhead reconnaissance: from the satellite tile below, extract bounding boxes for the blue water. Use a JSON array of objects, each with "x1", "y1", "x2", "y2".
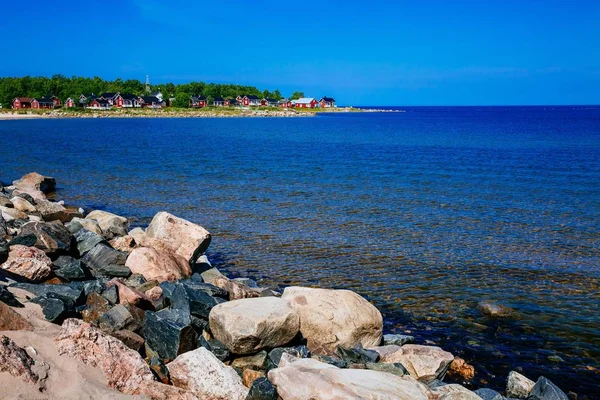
[{"x1": 1, "y1": 106, "x2": 599, "y2": 397}]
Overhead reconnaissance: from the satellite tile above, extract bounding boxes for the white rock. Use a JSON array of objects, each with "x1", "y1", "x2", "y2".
[
  {"x1": 268, "y1": 357, "x2": 432, "y2": 400},
  {"x1": 145, "y1": 211, "x2": 211, "y2": 264},
  {"x1": 70, "y1": 217, "x2": 103, "y2": 234},
  {"x1": 378, "y1": 344, "x2": 454, "y2": 383},
  {"x1": 86, "y1": 210, "x2": 129, "y2": 239},
  {"x1": 10, "y1": 197, "x2": 36, "y2": 213},
  {"x1": 125, "y1": 246, "x2": 191, "y2": 282},
  {"x1": 282, "y1": 286, "x2": 383, "y2": 354},
  {"x1": 167, "y1": 347, "x2": 248, "y2": 400},
  {"x1": 506, "y1": 371, "x2": 535, "y2": 399},
  {"x1": 209, "y1": 297, "x2": 300, "y2": 354},
  {"x1": 128, "y1": 227, "x2": 146, "y2": 245}
]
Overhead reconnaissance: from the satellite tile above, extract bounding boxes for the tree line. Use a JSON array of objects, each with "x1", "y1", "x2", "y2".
[{"x1": 0, "y1": 75, "x2": 305, "y2": 108}]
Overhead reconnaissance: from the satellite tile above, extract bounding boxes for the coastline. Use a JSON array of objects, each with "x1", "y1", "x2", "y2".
[{"x1": 0, "y1": 172, "x2": 577, "y2": 399}]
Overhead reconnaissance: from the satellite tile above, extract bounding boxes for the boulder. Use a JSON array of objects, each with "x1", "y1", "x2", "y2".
[
  {"x1": 268, "y1": 357, "x2": 432, "y2": 400},
  {"x1": 86, "y1": 210, "x2": 129, "y2": 239},
  {"x1": 167, "y1": 347, "x2": 249, "y2": 400},
  {"x1": 247, "y1": 377, "x2": 277, "y2": 400},
  {"x1": 527, "y1": 376, "x2": 568, "y2": 400},
  {"x1": 447, "y1": 357, "x2": 475, "y2": 381},
  {"x1": 10, "y1": 196, "x2": 36, "y2": 213},
  {"x1": 231, "y1": 351, "x2": 268, "y2": 370},
  {"x1": 143, "y1": 309, "x2": 198, "y2": 361},
  {"x1": 109, "y1": 235, "x2": 137, "y2": 253},
  {"x1": 67, "y1": 217, "x2": 103, "y2": 235},
  {"x1": 474, "y1": 388, "x2": 504, "y2": 400},
  {"x1": 53, "y1": 255, "x2": 89, "y2": 281},
  {"x1": 213, "y1": 276, "x2": 262, "y2": 299},
  {"x1": 10, "y1": 282, "x2": 85, "y2": 304},
  {"x1": 75, "y1": 229, "x2": 106, "y2": 255},
  {"x1": 506, "y1": 371, "x2": 535, "y2": 399},
  {"x1": 125, "y1": 246, "x2": 191, "y2": 282},
  {"x1": 35, "y1": 200, "x2": 70, "y2": 222},
  {"x1": 477, "y1": 301, "x2": 515, "y2": 318},
  {"x1": 19, "y1": 220, "x2": 74, "y2": 256},
  {"x1": 431, "y1": 384, "x2": 482, "y2": 399},
  {"x1": 145, "y1": 211, "x2": 211, "y2": 265},
  {"x1": 282, "y1": 286, "x2": 383, "y2": 354},
  {"x1": 106, "y1": 279, "x2": 154, "y2": 310},
  {"x1": 1, "y1": 244, "x2": 53, "y2": 282},
  {"x1": 209, "y1": 297, "x2": 300, "y2": 355},
  {"x1": 0, "y1": 335, "x2": 48, "y2": 388},
  {"x1": 139, "y1": 381, "x2": 200, "y2": 400},
  {"x1": 81, "y1": 243, "x2": 130, "y2": 277},
  {"x1": 378, "y1": 344, "x2": 454, "y2": 383},
  {"x1": 12, "y1": 172, "x2": 56, "y2": 195},
  {"x1": 0, "y1": 301, "x2": 33, "y2": 330},
  {"x1": 55, "y1": 318, "x2": 154, "y2": 394}
]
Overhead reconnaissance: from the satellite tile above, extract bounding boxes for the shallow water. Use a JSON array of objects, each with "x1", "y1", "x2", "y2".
[{"x1": 1, "y1": 106, "x2": 599, "y2": 396}]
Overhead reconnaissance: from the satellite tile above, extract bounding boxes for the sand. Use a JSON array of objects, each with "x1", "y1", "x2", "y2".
[{"x1": 0, "y1": 287, "x2": 144, "y2": 400}]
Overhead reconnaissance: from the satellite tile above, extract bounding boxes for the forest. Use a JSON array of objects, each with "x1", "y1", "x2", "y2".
[{"x1": 0, "y1": 75, "x2": 305, "y2": 108}]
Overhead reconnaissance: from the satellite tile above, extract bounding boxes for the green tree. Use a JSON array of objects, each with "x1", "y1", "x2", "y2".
[
  {"x1": 290, "y1": 91, "x2": 304, "y2": 100},
  {"x1": 173, "y1": 92, "x2": 190, "y2": 108}
]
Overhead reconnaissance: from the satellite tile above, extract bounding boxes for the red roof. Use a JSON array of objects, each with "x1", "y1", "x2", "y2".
[{"x1": 14, "y1": 97, "x2": 32, "y2": 103}]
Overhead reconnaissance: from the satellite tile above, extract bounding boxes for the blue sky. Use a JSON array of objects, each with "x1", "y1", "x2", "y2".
[{"x1": 2, "y1": 0, "x2": 599, "y2": 105}]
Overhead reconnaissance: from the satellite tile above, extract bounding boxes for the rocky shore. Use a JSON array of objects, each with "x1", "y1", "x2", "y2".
[
  {"x1": 0, "y1": 172, "x2": 572, "y2": 399},
  {"x1": 0, "y1": 109, "x2": 317, "y2": 119}
]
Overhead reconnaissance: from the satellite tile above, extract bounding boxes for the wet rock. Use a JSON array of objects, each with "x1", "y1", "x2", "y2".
[
  {"x1": 81, "y1": 243, "x2": 130, "y2": 277},
  {"x1": 378, "y1": 344, "x2": 455, "y2": 383},
  {"x1": 475, "y1": 388, "x2": 504, "y2": 400},
  {"x1": 36, "y1": 200, "x2": 70, "y2": 222},
  {"x1": 336, "y1": 345, "x2": 380, "y2": 364},
  {"x1": 383, "y1": 333, "x2": 415, "y2": 346},
  {"x1": 125, "y1": 246, "x2": 191, "y2": 282},
  {"x1": 109, "y1": 235, "x2": 137, "y2": 253},
  {"x1": 0, "y1": 301, "x2": 33, "y2": 330},
  {"x1": 10, "y1": 196, "x2": 36, "y2": 213},
  {"x1": 282, "y1": 286, "x2": 383, "y2": 354},
  {"x1": 365, "y1": 362, "x2": 408, "y2": 377},
  {"x1": 1, "y1": 244, "x2": 53, "y2": 282},
  {"x1": 10, "y1": 282, "x2": 85, "y2": 304},
  {"x1": 447, "y1": 357, "x2": 475, "y2": 381},
  {"x1": 102, "y1": 284, "x2": 119, "y2": 304},
  {"x1": 167, "y1": 347, "x2": 249, "y2": 400},
  {"x1": 99, "y1": 304, "x2": 141, "y2": 332},
  {"x1": 53, "y1": 255, "x2": 89, "y2": 281},
  {"x1": 198, "y1": 336, "x2": 230, "y2": 361},
  {"x1": 209, "y1": 297, "x2": 300, "y2": 355},
  {"x1": 143, "y1": 309, "x2": 198, "y2": 361},
  {"x1": 111, "y1": 329, "x2": 145, "y2": 351},
  {"x1": 0, "y1": 335, "x2": 48, "y2": 388},
  {"x1": 86, "y1": 210, "x2": 129, "y2": 239},
  {"x1": 0, "y1": 285, "x2": 23, "y2": 307},
  {"x1": 81, "y1": 292, "x2": 111, "y2": 324},
  {"x1": 55, "y1": 318, "x2": 154, "y2": 394},
  {"x1": 527, "y1": 376, "x2": 568, "y2": 400},
  {"x1": 506, "y1": 371, "x2": 535, "y2": 399},
  {"x1": 12, "y1": 172, "x2": 56, "y2": 197},
  {"x1": 268, "y1": 357, "x2": 432, "y2": 400},
  {"x1": 432, "y1": 383, "x2": 481, "y2": 399},
  {"x1": 247, "y1": 377, "x2": 277, "y2": 400},
  {"x1": 145, "y1": 211, "x2": 211, "y2": 265},
  {"x1": 67, "y1": 217, "x2": 103, "y2": 235},
  {"x1": 231, "y1": 350, "x2": 267, "y2": 370},
  {"x1": 74, "y1": 229, "x2": 106, "y2": 255},
  {"x1": 478, "y1": 301, "x2": 515, "y2": 318},
  {"x1": 107, "y1": 279, "x2": 154, "y2": 310}
]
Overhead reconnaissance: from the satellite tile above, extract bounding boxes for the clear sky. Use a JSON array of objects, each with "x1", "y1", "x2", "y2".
[{"x1": 2, "y1": 0, "x2": 599, "y2": 105}]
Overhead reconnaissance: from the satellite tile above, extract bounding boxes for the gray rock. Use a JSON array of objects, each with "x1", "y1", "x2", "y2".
[
  {"x1": 75, "y1": 229, "x2": 106, "y2": 256},
  {"x1": 99, "y1": 304, "x2": 141, "y2": 332},
  {"x1": 312, "y1": 354, "x2": 347, "y2": 368},
  {"x1": 143, "y1": 309, "x2": 198, "y2": 362},
  {"x1": 198, "y1": 335, "x2": 231, "y2": 361},
  {"x1": 10, "y1": 282, "x2": 84, "y2": 305},
  {"x1": 383, "y1": 333, "x2": 415, "y2": 346},
  {"x1": 8, "y1": 234, "x2": 38, "y2": 247},
  {"x1": 475, "y1": 388, "x2": 504, "y2": 400},
  {"x1": 181, "y1": 280, "x2": 228, "y2": 299},
  {"x1": 336, "y1": 345, "x2": 380, "y2": 364},
  {"x1": 507, "y1": 371, "x2": 536, "y2": 399},
  {"x1": 124, "y1": 273, "x2": 147, "y2": 288},
  {"x1": 0, "y1": 285, "x2": 23, "y2": 307},
  {"x1": 365, "y1": 362, "x2": 408, "y2": 377},
  {"x1": 30, "y1": 296, "x2": 68, "y2": 323},
  {"x1": 266, "y1": 347, "x2": 310, "y2": 371},
  {"x1": 102, "y1": 284, "x2": 119, "y2": 305},
  {"x1": 478, "y1": 301, "x2": 514, "y2": 318},
  {"x1": 232, "y1": 277, "x2": 259, "y2": 289},
  {"x1": 83, "y1": 279, "x2": 107, "y2": 296},
  {"x1": 53, "y1": 256, "x2": 89, "y2": 281},
  {"x1": 527, "y1": 377, "x2": 568, "y2": 400},
  {"x1": 0, "y1": 213, "x2": 8, "y2": 237},
  {"x1": 247, "y1": 377, "x2": 278, "y2": 400},
  {"x1": 81, "y1": 243, "x2": 130, "y2": 277}
]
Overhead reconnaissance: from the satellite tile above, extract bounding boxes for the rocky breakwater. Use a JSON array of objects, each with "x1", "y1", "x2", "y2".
[{"x1": 0, "y1": 172, "x2": 573, "y2": 399}]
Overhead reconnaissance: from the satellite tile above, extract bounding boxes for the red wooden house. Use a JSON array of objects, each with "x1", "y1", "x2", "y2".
[
  {"x1": 278, "y1": 98, "x2": 292, "y2": 108},
  {"x1": 65, "y1": 98, "x2": 76, "y2": 108},
  {"x1": 12, "y1": 97, "x2": 32, "y2": 109},
  {"x1": 31, "y1": 97, "x2": 55, "y2": 109},
  {"x1": 319, "y1": 97, "x2": 336, "y2": 108},
  {"x1": 295, "y1": 98, "x2": 318, "y2": 108},
  {"x1": 190, "y1": 96, "x2": 207, "y2": 108},
  {"x1": 50, "y1": 96, "x2": 61, "y2": 107},
  {"x1": 114, "y1": 93, "x2": 141, "y2": 108},
  {"x1": 88, "y1": 99, "x2": 111, "y2": 110}
]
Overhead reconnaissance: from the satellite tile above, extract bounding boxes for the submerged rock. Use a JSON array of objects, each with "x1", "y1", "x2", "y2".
[
  {"x1": 209, "y1": 297, "x2": 300, "y2": 355},
  {"x1": 282, "y1": 286, "x2": 383, "y2": 354},
  {"x1": 477, "y1": 301, "x2": 515, "y2": 318},
  {"x1": 447, "y1": 357, "x2": 475, "y2": 381}
]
